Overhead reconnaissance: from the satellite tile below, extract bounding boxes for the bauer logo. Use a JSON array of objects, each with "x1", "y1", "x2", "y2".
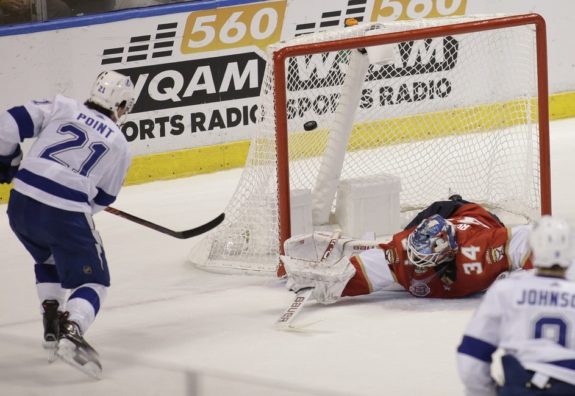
[
  {"x1": 287, "y1": 36, "x2": 459, "y2": 91},
  {"x1": 117, "y1": 52, "x2": 266, "y2": 113}
]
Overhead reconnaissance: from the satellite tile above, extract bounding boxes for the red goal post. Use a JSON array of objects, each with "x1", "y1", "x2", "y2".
[{"x1": 189, "y1": 13, "x2": 550, "y2": 276}]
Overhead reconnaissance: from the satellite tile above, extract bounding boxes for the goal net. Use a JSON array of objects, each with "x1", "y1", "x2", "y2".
[{"x1": 188, "y1": 14, "x2": 550, "y2": 276}]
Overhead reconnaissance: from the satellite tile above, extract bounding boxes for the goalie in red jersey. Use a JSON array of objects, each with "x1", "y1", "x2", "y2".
[{"x1": 280, "y1": 196, "x2": 534, "y2": 303}]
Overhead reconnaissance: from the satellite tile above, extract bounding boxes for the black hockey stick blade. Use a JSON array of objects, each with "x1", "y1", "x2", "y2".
[
  {"x1": 105, "y1": 207, "x2": 225, "y2": 239},
  {"x1": 179, "y1": 213, "x2": 225, "y2": 238}
]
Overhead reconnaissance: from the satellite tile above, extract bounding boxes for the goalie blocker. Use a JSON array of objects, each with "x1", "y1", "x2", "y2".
[{"x1": 281, "y1": 200, "x2": 534, "y2": 303}]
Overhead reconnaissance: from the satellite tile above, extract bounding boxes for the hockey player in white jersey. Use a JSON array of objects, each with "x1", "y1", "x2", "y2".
[
  {"x1": 0, "y1": 70, "x2": 135, "y2": 379},
  {"x1": 457, "y1": 216, "x2": 575, "y2": 395}
]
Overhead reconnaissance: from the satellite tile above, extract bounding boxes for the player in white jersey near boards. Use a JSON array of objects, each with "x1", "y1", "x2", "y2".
[
  {"x1": 0, "y1": 71, "x2": 135, "y2": 379},
  {"x1": 457, "y1": 216, "x2": 575, "y2": 396}
]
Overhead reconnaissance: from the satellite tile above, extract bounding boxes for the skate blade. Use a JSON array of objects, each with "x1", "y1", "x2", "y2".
[
  {"x1": 57, "y1": 339, "x2": 102, "y2": 380},
  {"x1": 43, "y1": 340, "x2": 58, "y2": 363}
]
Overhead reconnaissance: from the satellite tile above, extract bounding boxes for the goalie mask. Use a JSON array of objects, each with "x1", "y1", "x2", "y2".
[
  {"x1": 407, "y1": 214, "x2": 458, "y2": 269},
  {"x1": 88, "y1": 71, "x2": 135, "y2": 123}
]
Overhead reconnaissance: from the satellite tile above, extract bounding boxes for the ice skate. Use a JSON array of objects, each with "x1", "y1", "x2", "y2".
[
  {"x1": 56, "y1": 314, "x2": 102, "y2": 380},
  {"x1": 41, "y1": 300, "x2": 60, "y2": 363}
]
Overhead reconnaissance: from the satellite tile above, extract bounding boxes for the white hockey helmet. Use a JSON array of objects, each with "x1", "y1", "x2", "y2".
[
  {"x1": 529, "y1": 216, "x2": 574, "y2": 269},
  {"x1": 89, "y1": 71, "x2": 135, "y2": 122}
]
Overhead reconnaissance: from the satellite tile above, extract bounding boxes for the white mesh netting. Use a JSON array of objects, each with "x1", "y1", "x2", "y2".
[{"x1": 188, "y1": 15, "x2": 546, "y2": 276}]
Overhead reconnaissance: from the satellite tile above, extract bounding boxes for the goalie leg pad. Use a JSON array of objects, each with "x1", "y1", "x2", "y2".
[
  {"x1": 284, "y1": 231, "x2": 380, "y2": 263},
  {"x1": 284, "y1": 231, "x2": 349, "y2": 263}
]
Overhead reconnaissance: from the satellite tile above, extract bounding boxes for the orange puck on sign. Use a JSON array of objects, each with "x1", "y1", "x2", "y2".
[{"x1": 345, "y1": 18, "x2": 359, "y2": 27}]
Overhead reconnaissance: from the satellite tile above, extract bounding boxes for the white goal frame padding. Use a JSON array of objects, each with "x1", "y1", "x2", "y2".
[{"x1": 312, "y1": 50, "x2": 370, "y2": 225}]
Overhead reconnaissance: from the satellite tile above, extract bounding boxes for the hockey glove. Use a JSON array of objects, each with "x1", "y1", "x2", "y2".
[
  {"x1": 0, "y1": 145, "x2": 22, "y2": 184},
  {"x1": 280, "y1": 255, "x2": 356, "y2": 304}
]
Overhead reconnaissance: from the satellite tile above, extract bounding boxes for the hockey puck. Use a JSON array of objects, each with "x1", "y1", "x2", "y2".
[{"x1": 303, "y1": 120, "x2": 318, "y2": 131}]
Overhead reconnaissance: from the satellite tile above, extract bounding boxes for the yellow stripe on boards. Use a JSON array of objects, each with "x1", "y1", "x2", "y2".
[
  {"x1": 550, "y1": 91, "x2": 575, "y2": 120},
  {"x1": 124, "y1": 141, "x2": 250, "y2": 185}
]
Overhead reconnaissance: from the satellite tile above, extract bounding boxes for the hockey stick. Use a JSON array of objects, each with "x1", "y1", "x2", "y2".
[
  {"x1": 274, "y1": 229, "x2": 342, "y2": 330},
  {"x1": 104, "y1": 207, "x2": 225, "y2": 239}
]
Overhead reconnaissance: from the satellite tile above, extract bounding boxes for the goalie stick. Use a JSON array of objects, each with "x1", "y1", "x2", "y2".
[
  {"x1": 274, "y1": 287, "x2": 314, "y2": 329},
  {"x1": 104, "y1": 207, "x2": 225, "y2": 239},
  {"x1": 274, "y1": 230, "x2": 341, "y2": 330}
]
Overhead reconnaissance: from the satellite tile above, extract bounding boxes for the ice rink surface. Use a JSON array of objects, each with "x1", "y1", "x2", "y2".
[{"x1": 1, "y1": 118, "x2": 574, "y2": 396}]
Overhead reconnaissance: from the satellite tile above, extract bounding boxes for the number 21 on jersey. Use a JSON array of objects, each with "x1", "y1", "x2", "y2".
[{"x1": 40, "y1": 124, "x2": 109, "y2": 176}]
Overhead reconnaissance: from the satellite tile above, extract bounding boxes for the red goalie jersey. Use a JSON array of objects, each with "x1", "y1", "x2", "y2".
[{"x1": 344, "y1": 203, "x2": 533, "y2": 298}]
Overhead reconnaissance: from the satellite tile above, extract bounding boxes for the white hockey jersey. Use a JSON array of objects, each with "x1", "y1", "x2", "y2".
[
  {"x1": 0, "y1": 95, "x2": 131, "y2": 214},
  {"x1": 457, "y1": 270, "x2": 575, "y2": 395}
]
